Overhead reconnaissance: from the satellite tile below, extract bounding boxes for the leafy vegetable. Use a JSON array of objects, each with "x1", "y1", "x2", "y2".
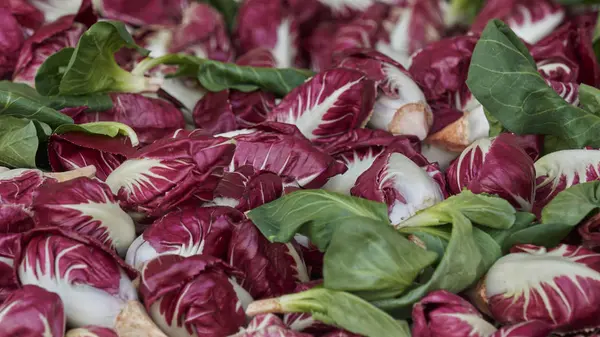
[
  {"x1": 0, "y1": 84, "x2": 73, "y2": 128},
  {"x1": 198, "y1": 0, "x2": 239, "y2": 32},
  {"x1": 541, "y1": 181, "x2": 600, "y2": 227},
  {"x1": 246, "y1": 288, "x2": 411, "y2": 337},
  {"x1": 247, "y1": 189, "x2": 390, "y2": 250},
  {"x1": 57, "y1": 21, "x2": 156, "y2": 95},
  {"x1": 467, "y1": 20, "x2": 600, "y2": 149},
  {"x1": 579, "y1": 84, "x2": 600, "y2": 116},
  {"x1": 0, "y1": 117, "x2": 39, "y2": 168},
  {"x1": 323, "y1": 217, "x2": 438, "y2": 301},
  {"x1": 133, "y1": 54, "x2": 314, "y2": 97},
  {"x1": 35, "y1": 47, "x2": 74, "y2": 96},
  {"x1": 54, "y1": 122, "x2": 139, "y2": 146}
]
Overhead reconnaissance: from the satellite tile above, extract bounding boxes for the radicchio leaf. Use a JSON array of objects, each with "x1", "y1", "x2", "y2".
[
  {"x1": 125, "y1": 206, "x2": 243, "y2": 270},
  {"x1": 266, "y1": 68, "x2": 376, "y2": 142},
  {"x1": 412, "y1": 290, "x2": 497, "y2": 337},
  {"x1": 105, "y1": 134, "x2": 235, "y2": 216},
  {"x1": 0, "y1": 233, "x2": 20, "y2": 303},
  {"x1": 236, "y1": 0, "x2": 299, "y2": 68},
  {"x1": 0, "y1": 168, "x2": 53, "y2": 205},
  {"x1": 48, "y1": 132, "x2": 137, "y2": 181},
  {"x1": 139, "y1": 254, "x2": 252, "y2": 337},
  {"x1": 32, "y1": 177, "x2": 136, "y2": 256},
  {"x1": 16, "y1": 228, "x2": 139, "y2": 329},
  {"x1": 446, "y1": 134, "x2": 536, "y2": 211},
  {"x1": 579, "y1": 213, "x2": 600, "y2": 252},
  {"x1": 485, "y1": 244, "x2": 600, "y2": 333},
  {"x1": 192, "y1": 48, "x2": 277, "y2": 134},
  {"x1": 222, "y1": 123, "x2": 347, "y2": 188},
  {"x1": 67, "y1": 93, "x2": 185, "y2": 145},
  {"x1": 471, "y1": 0, "x2": 565, "y2": 44},
  {"x1": 533, "y1": 149, "x2": 600, "y2": 217},
  {"x1": 93, "y1": 0, "x2": 187, "y2": 27},
  {"x1": 12, "y1": 13, "x2": 87, "y2": 86},
  {"x1": 168, "y1": 2, "x2": 233, "y2": 62},
  {"x1": 0, "y1": 8, "x2": 25, "y2": 79},
  {"x1": 232, "y1": 313, "x2": 313, "y2": 337},
  {"x1": 0, "y1": 203, "x2": 34, "y2": 233},
  {"x1": 335, "y1": 49, "x2": 432, "y2": 139},
  {"x1": 351, "y1": 151, "x2": 446, "y2": 225},
  {"x1": 227, "y1": 220, "x2": 309, "y2": 299},
  {"x1": 0, "y1": 284, "x2": 65, "y2": 337},
  {"x1": 283, "y1": 282, "x2": 334, "y2": 334},
  {"x1": 490, "y1": 321, "x2": 553, "y2": 337},
  {"x1": 0, "y1": 0, "x2": 44, "y2": 34},
  {"x1": 321, "y1": 129, "x2": 421, "y2": 195},
  {"x1": 375, "y1": 0, "x2": 444, "y2": 67}
]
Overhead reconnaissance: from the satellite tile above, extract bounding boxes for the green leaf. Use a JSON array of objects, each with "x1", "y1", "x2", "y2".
[
  {"x1": 0, "y1": 116, "x2": 39, "y2": 168},
  {"x1": 482, "y1": 211, "x2": 536, "y2": 252},
  {"x1": 467, "y1": 19, "x2": 600, "y2": 149},
  {"x1": 198, "y1": 60, "x2": 314, "y2": 97},
  {"x1": 0, "y1": 81, "x2": 112, "y2": 112},
  {"x1": 0, "y1": 85, "x2": 73, "y2": 128},
  {"x1": 197, "y1": 0, "x2": 239, "y2": 32},
  {"x1": 472, "y1": 227, "x2": 503, "y2": 276},
  {"x1": 484, "y1": 108, "x2": 504, "y2": 137},
  {"x1": 247, "y1": 190, "x2": 389, "y2": 250},
  {"x1": 397, "y1": 190, "x2": 516, "y2": 230},
  {"x1": 579, "y1": 84, "x2": 600, "y2": 116},
  {"x1": 323, "y1": 218, "x2": 438, "y2": 301},
  {"x1": 448, "y1": 0, "x2": 485, "y2": 23},
  {"x1": 503, "y1": 222, "x2": 572, "y2": 249},
  {"x1": 35, "y1": 47, "x2": 74, "y2": 96},
  {"x1": 54, "y1": 122, "x2": 139, "y2": 146},
  {"x1": 251, "y1": 288, "x2": 410, "y2": 337},
  {"x1": 412, "y1": 228, "x2": 451, "y2": 260},
  {"x1": 373, "y1": 212, "x2": 483, "y2": 317},
  {"x1": 541, "y1": 181, "x2": 600, "y2": 227},
  {"x1": 58, "y1": 21, "x2": 156, "y2": 95}
]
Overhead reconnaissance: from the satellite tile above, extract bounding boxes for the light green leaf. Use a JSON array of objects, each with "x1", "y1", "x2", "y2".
[
  {"x1": 579, "y1": 84, "x2": 600, "y2": 116},
  {"x1": 54, "y1": 122, "x2": 139, "y2": 146},
  {"x1": 373, "y1": 211, "x2": 483, "y2": 317},
  {"x1": 323, "y1": 217, "x2": 438, "y2": 301},
  {"x1": 397, "y1": 190, "x2": 516, "y2": 230},
  {"x1": 249, "y1": 288, "x2": 410, "y2": 337},
  {"x1": 247, "y1": 189, "x2": 389, "y2": 250},
  {"x1": 59, "y1": 21, "x2": 156, "y2": 95},
  {"x1": 482, "y1": 211, "x2": 536, "y2": 252},
  {"x1": 467, "y1": 20, "x2": 600, "y2": 149},
  {"x1": 35, "y1": 47, "x2": 74, "y2": 96},
  {"x1": 0, "y1": 116, "x2": 39, "y2": 168},
  {"x1": 541, "y1": 181, "x2": 600, "y2": 227}
]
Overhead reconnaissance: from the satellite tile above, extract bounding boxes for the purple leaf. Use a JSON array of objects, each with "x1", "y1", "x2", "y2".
[
  {"x1": 490, "y1": 321, "x2": 553, "y2": 337},
  {"x1": 0, "y1": 169, "x2": 53, "y2": 206},
  {"x1": 446, "y1": 134, "x2": 536, "y2": 211},
  {"x1": 0, "y1": 204, "x2": 34, "y2": 233},
  {"x1": 227, "y1": 220, "x2": 309, "y2": 299},
  {"x1": 0, "y1": 8, "x2": 25, "y2": 78},
  {"x1": 125, "y1": 206, "x2": 243, "y2": 270},
  {"x1": 233, "y1": 314, "x2": 313, "y2": 337},
  {"x1": 0, "y1": 285, "x2": 65, "y2": 337},
  {"x1": 267, "y1": 68, "x2": 376, "y2": 142},
  {"x1": 139, "y1": 254, "x2": 251, "y2": 337},
  {"x1": 66, "y1": 326, "x2": 119, "y2": 337},
  {"x1": 32, "y1": 177, "x2": 136, "y2": 255},
  {"x1": 94, "y1": 0, "x2": 187, "y2": 27}
]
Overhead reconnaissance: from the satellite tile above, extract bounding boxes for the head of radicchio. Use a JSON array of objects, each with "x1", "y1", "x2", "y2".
[
  {"x1": 139, "y1": 254, "x2": 253, "y2": 337},
  {"x1": 320, "y1": 129, "x2": 421, "y2": 195},
  {"x1": 0, "y1": 203, "x2": 34, "y2": 234},
  {"x1": 92, "y1": 0, "x2": 186, "y2": 26},
  {"x1": 471, "y1": 0, "x2": 565, "y2": 45},
  {"x1": 484, "y1": 244, "x2": 600, "y2": 334},
  {"x1": 412, "y1": 290, "x2": 553, "y2": 337},
  {"x1": 0, "y1": 284, "x2": 65, "y2": 337},
  {"x1": 446, "y1": 134, "x2": 536, "y2": 211},
  {"x1": 126, "y1": 206, "x2": 243, "y2": 270},
  {"x1": 0, "y1": 7, "x2": 26, "y2": 79},
  {"x1": 351, "y1": 151, "x2": 447, "y2": 225},
  {"x1": 219, "y1": 122, "x2": 347, "y2": 189},
  {"x1": 236, "y1": 0, "x2": 299, "y2": 68},
  {"x1": 578, "y1": 213, "x2": 600, "y2": 252},
  {"x1": 335, "y1": 49, "x2": 432, "y2": 140},
  {"x1": 16, "y1": 228, "x2": 165, "y2": 335},
  {"x1": 65, "y1": 93, "x2": 185, "y2": 145},
  {"x1": 533, "y1": 149, "x2": 600, "y2": 217},
  {"x1": 48, "y1": 131, "x2": 138, "y2": 181},
  {"x1": 0, "y1": 233, "x2": 21, "y2": 303},
  {"x1": 375, "y1": 0, "x2": 444, "y2": 67},
  {"x1": 266, "y1": 68, "x2": 376, "y2": 142},
  {"x1": 228, "y1": 220, "x2": 309, "y2": 299},
  {"x1": 192, "y1": 48, "x2": 277, "y2": 135},
  {"x1": 105, "y1": 134, "x2": 235, "y2": 217},
  {"x1": 231, "y1": 313, "x2": 313, "y2": 337},
  {"x1": 31, "y1": 177, "x2": 136, "y2": 256}
]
